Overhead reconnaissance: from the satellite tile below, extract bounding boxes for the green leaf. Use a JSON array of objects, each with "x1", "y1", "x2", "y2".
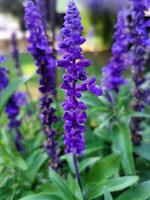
[
  {"x1": 60, "y1": 154, "x2": 74, "y2": 174},
  {"x1": 79, "y1": 157, "x2": 100, "y2": 173},
  {"x1": 128, "y1": 112, "x2": 150, "y2": 119},
  {"x1": 134, "y1": 142, "x2": 150, "y2": 161},
  {"x1": 70, "y1": 180, "x2": 84, "y2": 200},
  {"x1": 104, "y1": 188, "x2": 113, "y2": 200},
  {"x1": 25, "y1": 149, "x2": 48, "y2": 182},
  {"x1": 88, "y1": 176, "x2": 138, "y2": 199},
  {"x1": 19, "y1": 193, "x2": 62, "y2": 200},
  {"x1": 0, "y1": 75, "x2": 33, "y2": 114},
  {"x1": 89, "y1": 153, "x2": 121, "y2": 183},
  {"x1": 11, "y1": 154, "x2": 27, "y2": 170},
  {"x1": 84, "y1": 146, "x2": 103, "y2": 156},
  {"x1": 49, "y1": 167, "x2": 76, "y2": 200},
  {"x1": 82, "y1": 93, "x2": 108, "y2": 109},
  {"x1": 117, "y1": 180, "x2": 150, "y2": 200},
  {"x1": 0, "y1": 129, "x2": 27, "y2": 170},
  {"x1": 112, "y1": 123, "x2": 135, "y2": 175}
]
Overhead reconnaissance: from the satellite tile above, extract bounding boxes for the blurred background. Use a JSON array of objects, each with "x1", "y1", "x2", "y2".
[{"x1": 0, "y1": 0, "x2": 128, "y2": 97}]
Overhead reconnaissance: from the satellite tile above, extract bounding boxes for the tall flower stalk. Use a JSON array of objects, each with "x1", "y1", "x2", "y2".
[
  {"x1": 129, "y1": 0, "x2": 150, "y2": 145},
  {"x1": 57, "y1": 0, "x2": 102, "y2": 189},
  {"x1": 24, "y1": 0, "x2": 59, "y2": 169}
]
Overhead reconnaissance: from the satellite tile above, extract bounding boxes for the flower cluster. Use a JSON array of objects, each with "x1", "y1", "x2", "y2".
[
  {"x1": 0, "y1": 56, "x2": 9, "y2": 92},
  {"x1": 11, "y1": 33, "x2": 21, "y2": 73},
  {"x1": 129, "y1": 0, "x2": 150, "y2": 145},
  {"x1": 101, "y1": 8, "x2": 132, "y2": 93},
  {"x1": 57, "y1": 0, "x2": 102, "y2": 155},
  {"x1": 5, "y1": 92, "x2": 27, "y2": 151},
  {"x1": 24, "y1": 0, "x2": 59, "y2": 168}
]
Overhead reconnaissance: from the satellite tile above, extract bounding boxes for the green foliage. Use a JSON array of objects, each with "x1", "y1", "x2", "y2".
[
  {"x1": 0, "y1": 53, "x2": 150, "y2": 200},
  {"x1": 117, "y1": 180, "x2": 150, "y2": 200}
]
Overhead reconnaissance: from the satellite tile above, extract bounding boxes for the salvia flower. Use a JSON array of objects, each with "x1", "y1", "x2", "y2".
[
  {"x1": 101, "y1": 7, "x2": 132, "y2": 93},
  {"x1": 5, "y1": 92, "x2": 27, "y2": 151},
  {"x1": 24, "y1": 0, "x2": 59, "y2": 169},
  {"x1": 0, "y1": 56, "x2": 9, "y2": 92},
  {"x1": 11, "y1": 33, "x2": 21, "y2": 73},
  {"x1": 57, "y1": 0, "x2": 102, "y2": 155},
  {"x1": 129, "y1": 0, "x2": 150, "y2": 145}
]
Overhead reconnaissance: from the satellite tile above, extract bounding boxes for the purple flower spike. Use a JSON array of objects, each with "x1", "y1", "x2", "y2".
[
  {"x1": 102, "y1": 8, "x2": 132, "y2": 92},
  {"x1": 0, "y1": 56, "x2": 9, "y2": 92},
  {"x1": 58, "y1": 0, "x2": 102, "y2": 155},
  {"x1": 129, "y1": 0, "x2": 150, "y2": 145},
  {"x1": 24, "y1": 0, "x2": 59, "y2": 169}
]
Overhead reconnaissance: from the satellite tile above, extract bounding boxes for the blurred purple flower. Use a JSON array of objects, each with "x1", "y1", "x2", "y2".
[
  {"x1": 5, "y1": 92, "x2": 27, "y2": 151},
  {"x1": 102, "y1": 8, "x2": 132, "y2": 92},
  {"x1": 129, "y1": 0, "x2": 150, "y2": 145},
  {"x1": 57, "y1": 0, "x2": 102, "y2": 155},
  {"x1": 0, "y1": 56, "x2": 9, "y2": 92},
  {"x1": 5, "y1": 92, "x2": 27, "y2": 129},
  {"x1": 86, "y1": 0, "x2": 128, "y2": 13}
]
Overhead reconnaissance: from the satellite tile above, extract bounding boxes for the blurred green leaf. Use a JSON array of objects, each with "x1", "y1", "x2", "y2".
[
  {"x1": 112, "y1": 123, "x2": 135, "y2": 175},
  {"x1": 60, "y1": 154, "x2": 74, "y2": 174},
  {"x1": 89, "y1": 153, "x2": 121, "y2": 183},
  {"x1": 134, "y1": 143, "x2": 150, "y2": 161},
  {"x1": 116, "y1": 180, "x2": 150, "y2": 200},
  {"x1": 88, "y1": 176, "x2": 138, "y2": 199},
  {"x1": 84, "y1": 146, "x2": 103, "y2": 156},
  {"x1": 49, "y1": 167, "x2": 76, "y2": 200},
  {"x1": 69, "y1": 179, "x2": 83, "y2": 200},
  {"x1": 82, "y1": 93, "x2": 108, "y2": 111},
  {"x1": 20, "y1": 193, "x2": 62, "y2": 200},
  {"x1": 25, "y1": 149, "x2": 48, "y2": 183},
  {"x1": 79, "y1": 157, "x2": 101, "y2": 173},
  {"x1": 104, "y1": 188, "x2": 113, "y2": 200}
]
